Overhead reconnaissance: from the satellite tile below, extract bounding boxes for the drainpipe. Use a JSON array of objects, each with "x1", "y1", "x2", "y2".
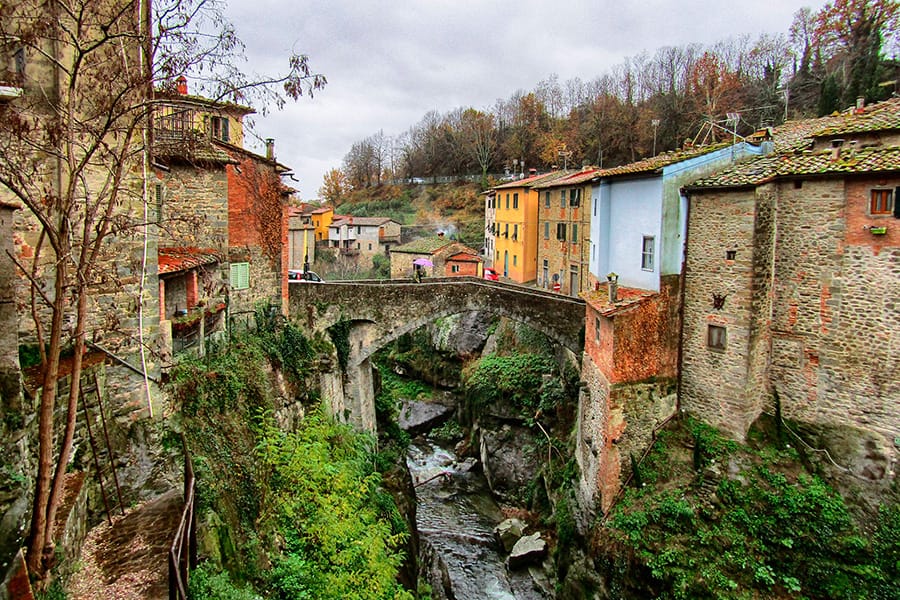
[{"x1": 675, "y1": 187, "x2": 691, "y2": 412}]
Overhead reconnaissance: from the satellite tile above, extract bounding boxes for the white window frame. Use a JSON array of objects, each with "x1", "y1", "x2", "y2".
[{"x1": 641, "y1": 235, "x2": 655, "y2": 271}]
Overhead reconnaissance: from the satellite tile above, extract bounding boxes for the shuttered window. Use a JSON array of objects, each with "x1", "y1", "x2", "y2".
[{"x1": 230, "y1": 262, "x2": 250, "y2": 290}]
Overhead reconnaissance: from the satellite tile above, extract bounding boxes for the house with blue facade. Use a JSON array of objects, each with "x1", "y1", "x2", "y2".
[
  {"x1": 588, "y1": 140, "x2": 769, "y2": 292},
  {"x1": 575, "y1": 139, "x2": 769, "y2": 516}
]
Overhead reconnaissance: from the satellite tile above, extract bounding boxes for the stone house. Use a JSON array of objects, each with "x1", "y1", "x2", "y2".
[
  {"x1": 534, "y1": 167, "x2": 599, "y2": 296},
  {"x1": 153, "y1": 80, "x2": 295, "y2": 353},
  {"x1": 389, "y1": 234, "x2": 481, "y2": 279},
  {"x1": 0, "y1": 1, "x2": 163, "y2": 584},
  {"x1": 681, "y1": 97, "x2": 900, "y2": 484},
  {"x1": 490, "y1": 170, "x2": 568, "y2": 283},
  {"x1": 327, "y1": 216, "x2": 402, "y2": 258}
]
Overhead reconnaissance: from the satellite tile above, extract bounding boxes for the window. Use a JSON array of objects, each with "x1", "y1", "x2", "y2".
[
  {"x1": 211, "y1": 116, "x2": 229, "y2": 142},
  {"x1": 544, "y1": 191, "x2": 551, "y2": 208},
  {"x1": 595, "y1": 316, "x2": 601, "y2": 343},
  {"x1": 708, "y1": 325, "x2": 726, "y2": 350},
  {"x1": 542, "y1": 260, "x2": 549, "y2": 286},
  {"x1": 560, "y1": 189, "x2": 567, "y2": 208},
  {"x1": 513, "y1": 193, "x2": 519, "y2": 209},
  {"x1": 513, "y1": 255, "x2": 517, "y2": 266},
  {"x1": 506, "y1": 193, "x2": 510, "y2": 209},
  {"x1": 155, "y1": 183, "x2": 164, "y2": 223},
  {"x1": 726, "y1": 250, "x2": 737, "y2": 260},
  {"x1": 504, "y1": 223, "x2": 509, "y2": 238},
  {"x1": 544, "y1": 221, "x2": 549, "y2": 239},
  {"x1": 14, "y1": 48, "x2": 26, "y2": 79},
  {"x1": 556, "y1": 223, "x2": 567, "y2": 241},
  {"x1": 230, "y1": 262, "x2": 250, "y2": 290},
  {"x1": 593, "y1": 198, "x2": 597, "y2": 216},
  {"x1": 641, "y1": 235, "x2": 655, "y2": 271},
  {"x1": 571, "y1": 223, "x2": 578, "y2": 244},
  {"x1": 368, "y1": 243, "x2": 372, "y2": 250},
  {"x1": 569, "y1": 188, "x2": 581, "y2": 207},
  {"x1": 513, "y1": 224, "x2": 518, "y2": 241},
  {"x1": 451, "y1": 265, "x2": 460, "y2": 273},
  {"x1": 870, "y1": 189, "x2": 894, "y2": 215},
  {"x1": 357, "y1": 226, "x2": 361, "y2": 234}
]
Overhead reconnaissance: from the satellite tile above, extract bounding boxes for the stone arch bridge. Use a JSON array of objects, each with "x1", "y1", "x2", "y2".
[{"x1": 289, "y1": 277, "x2": 586, "y2": 430}]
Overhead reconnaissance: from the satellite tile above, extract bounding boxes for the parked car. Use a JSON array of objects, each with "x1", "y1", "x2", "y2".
[
  {"x1": 288, "y1": 270, "x2": 323, "y2": 283},
  {"x1": 483, "y1": 267, "x2": 499, "y2": 281}
]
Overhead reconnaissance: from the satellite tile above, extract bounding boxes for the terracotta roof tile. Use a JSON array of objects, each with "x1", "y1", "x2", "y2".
[
  {"x1": 688, "y1": 146, "x2": 900, "y2": 188},
  {"x1": 534, "y1": 167, "x2": 602, "y2": 188},
  {"x1": 493, "y1": 170, "x2": 570, "y2": 190},
  {"x1": 153, "y1": 130, "x2": 235, "y2": 164},
  {"x1": 158, "y1": 247, "x2": 223, "y2": 275}
]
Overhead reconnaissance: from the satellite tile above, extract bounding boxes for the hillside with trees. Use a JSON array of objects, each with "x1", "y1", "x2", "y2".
[{"x1": 322, "y1": 0, "x2": 899, "y2": 202}]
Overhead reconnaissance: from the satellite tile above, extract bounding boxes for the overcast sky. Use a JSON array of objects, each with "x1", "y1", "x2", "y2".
[{"x1": 223, "y1": 0, "x2": 827, "y2": 199}]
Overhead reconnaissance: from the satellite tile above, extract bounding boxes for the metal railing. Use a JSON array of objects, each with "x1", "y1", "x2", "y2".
[{"x1": 169, "y1": 437, "x2": 197, "y2": 600}]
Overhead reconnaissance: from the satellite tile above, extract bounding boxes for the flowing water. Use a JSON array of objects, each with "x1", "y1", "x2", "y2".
[{"x1": 407, "y1": 438, "x2": 549, "y2": 600}]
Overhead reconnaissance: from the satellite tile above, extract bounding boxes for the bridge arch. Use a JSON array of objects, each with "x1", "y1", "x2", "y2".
[{"x1": 290, "y1": 277, "x2": 585, "y2": 430}]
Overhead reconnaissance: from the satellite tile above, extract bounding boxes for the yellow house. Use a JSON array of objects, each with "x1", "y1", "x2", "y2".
[
  {"x1": 491, "y1": 171, "x2": 568, "y2": 283},
  {"x1": 310, "y1": 206, "x2": 335, "y2": 241}
]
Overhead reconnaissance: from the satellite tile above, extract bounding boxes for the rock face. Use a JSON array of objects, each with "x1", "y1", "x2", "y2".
[
  {"x1": 479, "y1": 424, "x2": 539, "y2": 501},
  {"x1": 397, "y1": 399, "x2": 454, "y2": 436},
  {"x1": 494, "y1": 517, "x2": 526, "y2": 552},
  {"x1": 430, "y1": 311, "x2": 494, "y2": 357},
  {"x1": 507, "y1": 532, "x2": 547, "y2": 570}
]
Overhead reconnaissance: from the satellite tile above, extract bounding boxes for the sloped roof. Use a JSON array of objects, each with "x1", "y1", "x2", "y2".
[
  {"x1": 214, "y1": 140, "x2": 292, "y2": 173},
  {"x1": 687, "y1": 146, "x2": 900, "y2": 189},
  {"x1": 813, "y1": 97, "x2": 900, "y2": 137},
  {"x1": 391, "y1": 236, "x2": 454, "y2": 254},
  {"x1": 685, "y1": 97, "x2": 900, "y2": 190},
  {"x1": 534, "y1": 167, "x2": 602, "y2": 188},
  {"x1": 154, "y1": 91, "x2": 255, "y2": 115},
  {"x1": 153, "y1": 130, "x2": 236, "y2": 165},
  {"x1": 598, "y1": 143, "x2": 735, "y2": 179},
  {"x1": 493, "y1": 170, "x2": 570, "y2": 190},
  {"x1": 330, "y1": 216, "x2": 398, "y2": 228},
  {"x1": 158, "y1": 247, "x2": 223, "y2": 275},
  {"x1": 446, "y1": 251, "x2": 482, "y2": 263}
]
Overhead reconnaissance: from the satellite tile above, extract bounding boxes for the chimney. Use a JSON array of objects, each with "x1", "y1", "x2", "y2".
[
  {"x1": 606, "y1": 272, "x2": 618, "y2": 303},
  {"x1": 265, "y1": 138, "x2": 275, "y2": 160},
  {"x1": 855, "y1": 97, "x2": 865, "y2": 114},
  {"x1": 176, "y1": 75, "x2": 187, "y2": 95},
  {"x1": 831, "y1": 138, "x2": 844, "y2": 161}
]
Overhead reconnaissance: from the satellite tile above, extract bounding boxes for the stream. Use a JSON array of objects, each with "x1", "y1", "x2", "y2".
[{"x1": 407, "y1": 437, "x2": 549, "y2": 600}]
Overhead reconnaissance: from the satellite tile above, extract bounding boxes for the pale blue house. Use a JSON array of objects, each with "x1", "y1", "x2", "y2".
[{"x1": 588, "y1": 140, "x2": 770, "y2": 291}]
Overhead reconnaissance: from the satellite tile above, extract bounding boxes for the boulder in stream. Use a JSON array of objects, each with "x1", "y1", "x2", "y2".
[
  {"x1": 397, "y1": 400, "x2": 454, "y2": 436},
  {"x1": 507, "y1": 532, "x2": 547, "y2": 570},
  {"x1": 493, "y1": 517, "x2": 526, "y2": 552}
]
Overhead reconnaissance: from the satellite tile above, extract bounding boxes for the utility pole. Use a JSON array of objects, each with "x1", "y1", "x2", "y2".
[{"x1": 651, "y1": 119, "x2": 660, "y2": 156}]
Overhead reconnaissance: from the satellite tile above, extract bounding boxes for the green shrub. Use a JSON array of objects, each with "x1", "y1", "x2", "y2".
[{"x1": 188, "y1": 563, "x2": 259, "y2": 600}]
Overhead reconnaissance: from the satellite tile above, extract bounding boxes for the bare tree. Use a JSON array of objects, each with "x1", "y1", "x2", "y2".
[{"x1": 0, "y1": 0, "x2": 323, "y2": 586}]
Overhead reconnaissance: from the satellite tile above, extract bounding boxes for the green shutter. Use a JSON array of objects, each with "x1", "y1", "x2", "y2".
[{"x1": 230, "y1": 262, "x2": 250, "y2": 290}]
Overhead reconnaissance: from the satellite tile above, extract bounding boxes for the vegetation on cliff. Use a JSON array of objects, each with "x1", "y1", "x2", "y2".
[
  {"x1": 589, "y1": 418, "x2": 899, "y2": 600},
  {"x1": 167, "y1": 309, "x2": 413, "y2": 599}
]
